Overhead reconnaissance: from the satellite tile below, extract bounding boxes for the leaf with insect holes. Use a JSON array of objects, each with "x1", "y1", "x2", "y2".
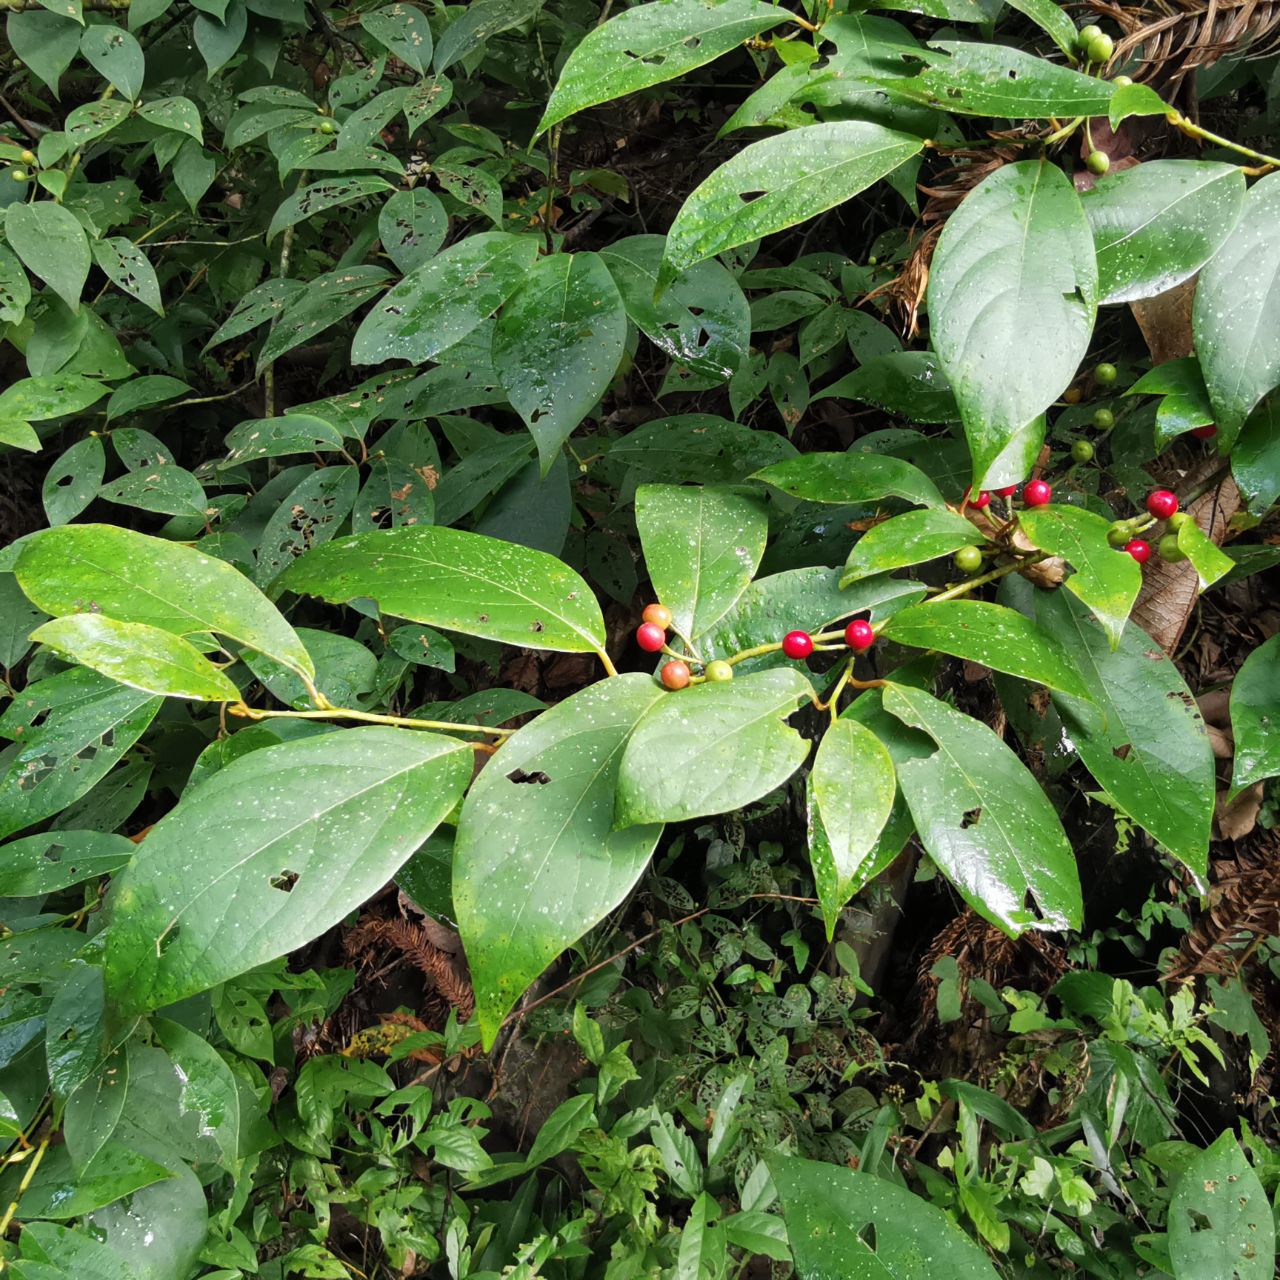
[
  {"x1": 4, "y1": 203, "x2": 90, "y2": 313},
  {"x1": 104, "y1": 728, "x2": 471, "y2": 1016}
]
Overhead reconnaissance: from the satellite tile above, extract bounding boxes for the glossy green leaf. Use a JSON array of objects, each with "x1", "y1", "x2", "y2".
[
  {"x1": 1029, "y1": 584, "x2": 1213, "y2": 882},
  {"x1": 1127, "y1": 357, "x2": 1216, "y2": 448},
  {"x1": 1231, "y1": 395, "x2": 1280, "y2": 515},
  {"x1": 1168, "y1": 1132, "x2": 1274, "y2": 1280},
  {"x1": 0, "y1": 829, "x2": 133, "y2": 896},
  {"x1": 752, "y1": 450, "x2": 943, "y2": 508},
  {"x1": 999, "y1": 0, "x2": 1077, "y2": 54},
  {"x1": 661, "y1": 121, "x2": 923, "y2": 284},
  {"x1": 0, "y1": 421, "x2": 39, "y2": 452},
  {"x1": 1192, "y1": 170, "x2": 1280, "y2": 447},
  {"x1": 3, "y1": 202, "x2": 90, "y2": 313},
  {"x1": 0, "y1": 242, "x2": 32, "y2": 324},
  {"x1": 280, "y1": 524, "x2": 608, "y2": 655},
  {"x1": 80, "y1": 23, "x2": 144, "y2": 98},
  {"x1": 16, "y1": 1223, "x2": 138, "y2": 1280},
  {"x1": 808, "y1": 717, "x2": 895, "y2": 938},
  {"x1": 266, "y1": 175, "x2": 394, "y2": 242},
  {"x1": 105, "y1": 374, "x2": 190, "y2": 420},
  {"x1": 772, "y1": 1156, "x2": 1001, "y2": 1279},
  {"x1": 16, "y1": 524, "x2": 314, "y2": 679},
  {"x1": 1083, "y1": 160, "x2": 1244, "y2": 306},
  {"x1": 192, "y1": 0, "x2": 247, "y2": 75},
  {"x1": 0, "y1": 374, "x2": 106, "y2": 421},
  {"x1": 361, "y1": 3, "x2": 432, "y2": 73},
  {"x1": 105, "y1": 728, "x2": 470, "y2": 1016},
  {"x1": 609, "y1": 415, "x2": 796, "y2": 484},
  {"x1": 45, "y1": 964, "x2": 113, "y2": 1102},
  {"x1": 152, "y1": 1019, "x2": 243, "y2": 1172},
  {"x1": 600, "y1": 235, "x2": 749, "y2": 380},
  {"x1": 434, "y1": 0, "x2": 541, "y2": 73},
  {"x1": 1016, "y1": 503, "x2": 1141, "y2": 649},
  {"x1": 97, "y1": 464, "x2": 206, "y2": 517},
  {"x1": 41, "y1": 436, "x2": 104, "y2": 525},
  {"x1": 881, "y1": 600, "x2": 1092, "y2": 698},
  {"x1": 7, "y1": 11, "x2": 81, "y2": 97},
  {"x1": 1174, "y1": 517, "x2": 1233, "y2": 591},
  {"x1": 1, "y1": 1144, "x2": 171, "y2": 1221},
  {"x1": 351, "y1": 232, "x2": 538, "y2": 366},
  {"x1": 616, "y1": 668, "x2": 813, "y2": 826},
  {"x1": 136, "y1": 95, "x2": 203, "y2": 141},
  {"x1": 254, "y1": 465, "x2": 358, "y2": 587},
  {"x1": 1230, "y1": 633, "x2": 1280, "y2": 792},
  {"x1": 0, "y1": 669, "x2": 160, "y2": 839},
  {"x1": 492, "y1": 252, "x2": 627, "y2": 473},
  {"x1": 635, "y1": 484, "x2": 768, "y2": 640},
  {"x1": 928, "y1": 161, "x2": 1097, "y2": 489},
  {"x1": 30, "y1": 614, "x2": 239, "y2": 702},
  {"x1": 65, "y1": 99, "x2": 131, "y2": 143},
  {"x1": 0, "y1": 571, "x2": 45, "y2": 669},
  {"x1": 883, "y1": 682, "x2": 1082, "y2": 933},
  {"x1": 840, "y1": 507, "x2": 978, "y2": 587},
  {"x1": 455, "y1": 674, "x2": 666, "y2": 1046},
  {"x1": 224, "y1": 413, "x2": 344, "y2": 465},
  {"x1": 204, "y1": 278, "x2": 304, "y2": 349},
  {"x1": 883, "y1": 42, "x2": 1115, "y2": 117},
  {"x1": 537, "y1": 0, "x2": 790, "y2": 134},
  {"x1": 377, "y1": 187, "x2": 447, "y2": 275},
  {"x1": 256, "y1": 266, "x2": 390, "y2": 372},
  {"x1": 815, "y1": 350, "x2": 960, "y2": 423}
]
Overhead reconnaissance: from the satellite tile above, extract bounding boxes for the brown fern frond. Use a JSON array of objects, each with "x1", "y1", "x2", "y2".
[{"x1": 345, "y1": 916, "x2": 475, "y2": 1019}]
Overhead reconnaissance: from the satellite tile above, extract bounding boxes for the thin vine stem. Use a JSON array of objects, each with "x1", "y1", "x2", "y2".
[
  {"x1": 1165, "y1": 109, "x2": 1280, "y2": 172},
  {"x1": 228, "y1": 702, "x2": 514, "y2": 738}
]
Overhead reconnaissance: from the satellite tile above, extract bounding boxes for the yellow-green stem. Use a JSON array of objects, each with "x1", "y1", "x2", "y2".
[{"x1": 230, "y1": 702, "x2": 513, "y2": 738}]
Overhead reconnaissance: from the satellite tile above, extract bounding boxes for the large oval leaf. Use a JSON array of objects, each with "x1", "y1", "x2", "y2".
[
  {"x1": 752, "y1": 450, "x2": 943, "y2": 508},
  {"x1": 1229, "y1": 633, "x2": 1280, "y2": 793},
  {"x1": 104, "y1": 728, "x2": 472, "y2": 1016},
  {"x1": 280, "y1": 524, "x2": 608, "y2": 656},
  {"x1": 928, "y1": 161, "x2": 1097, "y2": 489},
  {"x1": 840, "y1": 507, "x2": 978, "y2": 587},
  {"x1": 880, "y1": 599, "x2": 1092, "y2": 698},
  {"x1": 661, "y1": 121, "x2": 923, "y2": 285},
  {"x1": 492, "y1": 252, "x2": 627, "y2": 474},
  {"x1": 537, "y1": 0, "x2": 791, "y2": 134},
  {"x1": 635, "y1": 484, "x2": 768, "y2": 640},
  {"x1": 1192, "y1": 169, "x2": 1280, "y2": 447},
  {"x1": 350, "y1": 232, "x2": 538, "y2": 366},
  {"x1": 1083, "y1": 160, "x2": 1244, "y2": 306},
  {"x1": 454, "y1": 674, "x2": 667, "y2": 1047},
  {"x1": 883, "y1": 681, "x2": 1082, "y2": 933},
  {"x1": 15, "y1": 524, "x2": 315, "y2": 681},
  {"x1": 815, "y1": 350, "x2": 961, "y2": 423},
  {"x1": 4, "y1": 202, "x2": 90, "y2": 314},
  {"x1": 615, "y1": 668, "x2": 813, "y2": 826}
]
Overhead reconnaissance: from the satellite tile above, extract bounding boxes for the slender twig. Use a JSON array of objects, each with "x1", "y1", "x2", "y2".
[
  {"x1": 1165, "y1": 110, "x2": 1280, "y2": 172},
  {"x1": 229, "y1": 702, "x2": 515, "y2": 738}
]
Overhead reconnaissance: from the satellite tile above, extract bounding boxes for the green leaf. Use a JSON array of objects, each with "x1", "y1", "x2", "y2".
[
  {"x1": 752, "y1": 450, "x2": 943, "y2": 508},
  {"x1": 351, "y1": 232, "x2": 538, "y2": 366},
  {"x1": 224, "y1": 413, "x2": 344, "y2": 464},
  {"x1": 0, "y1": 374, "x2": 106, "y2": 421},
  {"x1": 16, "y1": 1223, "x2": 137, "y2": 1280},
  {"x1": 15, "y1": 524, "x2": 315, "y2": 681},
  {"x1": 1126, "y1": 356, "x2": 1216, "y2": 448},
  {"x1": 98, "y1": 464, "x2": 206, "y2": 517},
  {"x1": 1027, "y1": 583, "x2": 1213, "y2": 882},
  {"x1": 1232, "y1": 395, "x2": 1280, "y2": 514},
  {"x1": 1168, "y1": 1132, "x2": 1274, "y2": 1280},
  {"x1": 455, "y1": 674, "x2": 666, "y2": 1046},
  {"x1": 882, "y1": 41, "x2": 1116, "y2": 117},
  {"x1": 814, "y1": 350, "x2": 960, "y2": 423},
  {"x1": 771, "y1": 1156, "x2": 1000, "y2": 1279},
  {"x1": 1192, "y1": 170, "x2": 1280, "y2": 447},
  {"x1": 0, "y1": 421, "x2": 39, "y2": 452},
  {"x1": 0, "y1": 669, "x2": 161, "y2": 840},
  {"x1": 256, "y1": 266, "x2": 390, "y2": 373},
  {"x1": 840, "y1": 507, "x2": 978, "y2": 587},
  {"x1": 105, "y1": 728, "x2": 470, "y2": 1016},
  {"x1": 7, "y1": 11, "x2": 82, "y2": 97},
  {"x1": 45, "y1": 964, "x2": 112, "y2": 1102},
  {"x1": 635, "y1": 484, "x2": 768, "y2": 639},
  {"x1": 377, "y1": 187, "x2": 447, "y2": 275},
  {"x1": 1174, "y1": 517, "x2": 1233, "y2": 591},
  {"x1": 880, "y1": 600, "x2": 1092, "y2": 698},
  {"x1": 91, "y1": 237, "x2": 163, "y2": 315},
  {"x1": 42, "y1": 435, "x2": 104, "y2": 525},
  {"x1": 433, "y1": 0, "x2": 541, "y2": 73},
  {"x1": 537, "y1": 0, "x2": 790, "y2": 134},
  {"x1": 609, "y1": 415, "x2": 796, "y2": 484},
  {"x1": 616, "y1": 668, "x2": 813, "y2": 826},
  {"x1": 152, "y1": 1020, "x2": 243, "y2": 1172},
  {"x1": 1083, "y1": 160, "x2": 1244, "y2": 306},
  {"x1": 255, "y1": 466, "x2": 358, "y2": 587},
  {"x1": 1016, "y1": 503, "x2": 1141, "y2": 649},
  {"x1": 65, "y1": 99, "x2": 131, "y2": 144},
  {"x1": 266, "y1": 175, "x2": 394, "y2": 242},
  {"x1": 999, "y1": 0, "x2": 1077, "y2": 54},
  {"x1": 661, "y1": 121, "x2": 923, "y2": 284},
  {"x1": 0, "y1": 242, "x2": 32, "y2": 324},
  {"x1": 928, "y1": 161, "x2": 1097, "y2": 489},
  {"x1": 0, "y1": 571, "x2": 45, "y2": 668},
  {"x1": 1, "y1": 1144, "x2": 171, "y2": 1221},
  {"x1": 136, "y1": 95, "x2": 203, "y2": 142},
  {"x1": 882, "y1": 682, "x2": 1082, "y2": 932},
  {"x1": 79, "y1": 23, "x2": 144, "y2": 99},
  {"x1": 105, "y1": 374, "x2": 190, "y2": 420},
  {"x1": 600, "y1": 235, "x2": 749, "y2": 381},
  {"x1": 808, "y1": 717, "x2": 895, "y2": 938},
  {"x1": 361, "y1": 3, "x2": 432, "y2": 73},
  {"x1": 280, "y1": 524, "x2": 608, "y2": 656},
  {"x1": 4, "y1": 202, "x2": 90, "y2": 313},
  {"x1": 1230, "y1": 633, "x2": 1280, "y2": 792},
  {"x1": 0, "y1": 829, "x2": 133, "y2": 896},
  {"x1": 30, "y1": 614, "x2": 240, "y2": 702},
  {"x1": 492, "y1": 252, "x2": 627, "y2": 473}
]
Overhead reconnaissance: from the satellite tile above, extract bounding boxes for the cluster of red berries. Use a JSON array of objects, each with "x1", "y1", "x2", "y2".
[
  {"x1": 635, "y1": 604, "x2": 736, "y2": 689},
  {"x1": 781, "y1": 618, "x2": 875, "y2": 661},
  {"x1": 1111, "y1": 489, "x2": 1183, "y2": 565},
  {"x1": 967, "y1": 480, "x2": 1053, "y2": 507}
]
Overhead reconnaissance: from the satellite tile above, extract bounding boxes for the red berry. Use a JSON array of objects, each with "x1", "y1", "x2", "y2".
[
  {"x1": 1191, "y1": 424, "x2": 1217, "y2": 440},
  {"x1": 844, "y1": 619, "x2": 875, "y2": 652},
  {"x1": 1146, "y1": 489, "x2": 1178, "y2": 519},
  {"x1": 995, "y1": 485, "x2": 1019, "y2": 497},
  {"x1": 781, "y1": 630, "x2": 814, "y2": 660},
  {"x1": 1023, "y1": 479, "x2": 1052, "y2": 506},
  {"x1": 635, "y1": 622, "x2": 665, "y2": 652},
  {"x1": 660, "y1": 660, "x2": 690, "y2": 690},
  {"x1": 962, "y1": 486, "x2": 991, "y2": 509},
  {"x1": 642, "y1": 602, "x2": 672, "y2": 628},
  {"x1": 1123, "y1": 538, "x2": 1151, "y2": 564}
]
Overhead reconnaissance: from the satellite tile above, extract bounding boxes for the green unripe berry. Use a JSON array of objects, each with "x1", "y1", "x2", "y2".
[
  {"x1": 1094, "y1": 362, "x2": 1118, "y2": 385},
  {"x1": 1092, "y1": 408, "x2": 1114, "y2": 430},
  {"x1": 1106, "y1": 523, "x2": 1131, "y2": 547},
  {"x1": 1157, "y1": 534, "x2": 1185, "y2": 562},
  {"x1": 1086, "y1": 32, "x2": 1114, "y2": 62},
  {"x1": 318, "y1": 119, "x2": 336, "y2": 134},
  {"x1": 1078, "y1": 23, "x2": 1103, "y2": 43},
  {"x1": 1168, "y1": 511, "x2": 1192, "y2": 531},
  {"x1": 1086, "y1": 150, "x2": 1110, "y2": 176},
  {"x1": 953, "y1": 545, "x2": 984, "y2": 574},
  {"x1": 1071, "y1": 439, "x2": 1094, "y2": 463},
  {"x1": 705, "y1": 659, "x2": 734, "y2": 683},
  {"x1": 19, "y1": 149, "x2": 35, "y2": 166},
  {"x1": 1113, "y1": 74, "x2": 1133, "y2": 86},
  {"x1": 11, "y1": 169, "x2": 27, "y2": 182}
]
